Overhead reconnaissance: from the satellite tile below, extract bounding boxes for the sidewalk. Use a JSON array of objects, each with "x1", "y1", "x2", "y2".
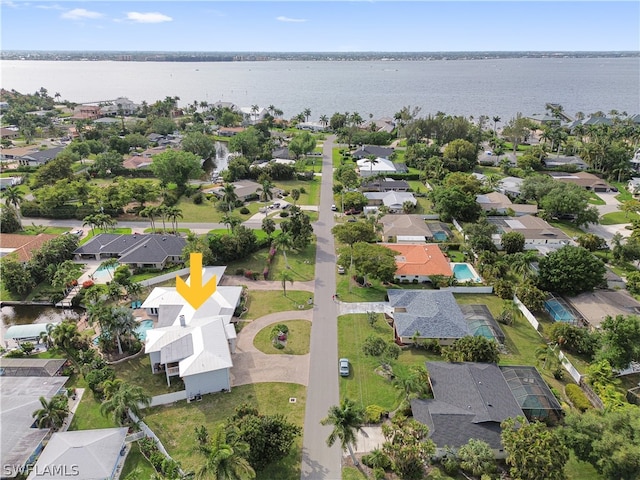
[{"x1": 219, "y1": 275, "x2": 315, "y2": 292}]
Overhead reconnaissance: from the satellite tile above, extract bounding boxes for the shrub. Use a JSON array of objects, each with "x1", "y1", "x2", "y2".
[
  {"x1": 494, "y1": 279, "x2": 514, "y2": 299},
  {"x1": 566, "y1": 384, "x2": 592, "y2": 412},
  {"x1": 362, "y1": 335, "x2": 387, "y2": 356},
  {"x1": 193, "y1": 192, "x2": 204, "y2": 204},
  {"x1": 299, "y1": 187, "x2": 306, "y2": 194},
  {"x1": 279, "y1": 211, "x2": 289, "y2": 218},
  {"x1": 364, "y1": 405, "x2": 386, "y2": 424},
  {"x1": 6, "y1": 349, "x2": 25, "y2": 358},
  {"x1": 384, "y1": 342, "x2": 401, "y2": 360},
  {"x1": 239, "y1": 206, "x2": 250, "y2": 214},
  {"x1": 235, "y1": 268, "x2": 245, "y2": 276}
]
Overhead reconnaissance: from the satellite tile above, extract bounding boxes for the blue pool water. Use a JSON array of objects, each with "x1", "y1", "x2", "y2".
[
  {"x1": 433, "y1": 231, "x2": 448, "y2": 242},
  {"x1": 544, "y1": 299, "x2": 576, "y2": 322},
  {"x1": 452, "y1": 263, "x2": 480, "y2": 282},
  {"x1": 92, "y1": 264, "x2": 118, "y2": 282},
  {"x1": 93, "y1": 319, "x2": 154, "y2": 345}
]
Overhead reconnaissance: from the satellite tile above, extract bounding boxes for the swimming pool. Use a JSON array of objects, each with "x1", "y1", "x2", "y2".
[
  {"x1": 544, "y1": 299, "x2": 576, "y2": 323},
  {"x1": 92, "y1": 264, "x2": 118, "y2": 282},
  {"x1": 433, "y1": 231, "x2": 448, "y2": 242},
  {"x1": 452, "y1": 263, "x2": 482, "y2": 283},
  {"x1": 135, "y1": 320, "x2": 154, "y2": 341}
]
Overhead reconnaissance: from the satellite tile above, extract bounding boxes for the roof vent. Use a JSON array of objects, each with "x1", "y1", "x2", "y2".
[{"x1": 179, "y1": 315, "x2": 186, "y2": 327}]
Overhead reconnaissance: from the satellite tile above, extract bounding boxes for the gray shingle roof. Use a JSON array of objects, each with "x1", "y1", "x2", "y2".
[
  {"x1": 410, "y1": 362, "x2": 526, "y2": 449},
  {"x1": 20, "y1": 146, "x2": 65, "y2": 164},
  {"x1": 387, "y1": 290, "x2": 470, "y2": 339},
  {"x1": 74, "y1": 234, "x2": 186, "y2": 264},
  {"x1": 352, "y1": 145, "x2": 394, "y2": 159}
]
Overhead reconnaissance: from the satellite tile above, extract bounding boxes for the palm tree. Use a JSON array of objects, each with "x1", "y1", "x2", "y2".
[
  {"x1": 393, "y1": 366, "x2": 430, "y2": 405},
  {"x1": 261, "y1": 217, "x2": 276, "y2": 241},
  {"x1": 100, "y1": 257, "x2": 119, "y2": 280},
  {"x1": 363, "y1": 155, "x2": 379, "y2": 176},
  {"x1": 321, "y1": 398, "x2": 365, "y2": 466},
  {"x1": 221, "y1": 183, "x2": 238, "y2": 212},
  {"x1": 510, "y1": 251, "x2": 538, "y2": 280},
  {"x1": 274, "y1": 231, "x2": 293, "y2": 269},
  {"x1": 3, "y1": 185, "x2": 24, "y2": 210},
  {"x1": 257, "y1": 179, "x2": 274, "y2": 203},
  {"x1": 492, "y1": 115, "x2": 501, "y2": 135},
  {"x1": 196, "y1": 425, "x2": 255, "y2": 480},
  {"x1": 280, "y1": 270, "x2": 294, "y2": 297},
  {"x1": 32, "y1": 394, "x2": 69, "y2": 430},
  {"x1": 250, "y1": 104, "x2": 259, "y2": 123},
  {"x1": 102, "y1": 378, "x2": 124, "y2": 399},
  {"x1": 319, "y1": 114, "x2": 329, "y2": 128},
  {"x1": 166, "y1": 206, "x2": 183, "y2": 233},
  {"x1": 50, "y1": 321, "x2": 80, "y2": 353},
  {"x1": 222, "y1": 213, "x2": 241, "y2": 233},
  {"x1": 140, "y1": 206, "x2": 159, "y2": 232},
  {"x1": 82, "y1": 214, "x2": 99, "y2": 236},
  {"x1": 100, "y1": 382, "x2": 151, "y2": 426},
  {"x1": 303, "y1": 108, "x2": 311, "y2": 122},
  {"x1": 108, "y1": 306, "x2": 138, "y2": 355}
]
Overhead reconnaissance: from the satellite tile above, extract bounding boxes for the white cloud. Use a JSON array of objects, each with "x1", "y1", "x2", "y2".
[
  {"x1": 126, "y1": 11, "x2": 172, "y2": 23},
  {"x1": 36, "y1": 4, "x2": 63, "y2": 10},
  {"x1": 0, "y1": 1, "x2": 21, "y2": 8},
  {"x1": 276, "y1": 16, "x2": 307, "y2": 23},
  {"x1": 61, "y1": 8, "x2": 103, "y2": 20}
]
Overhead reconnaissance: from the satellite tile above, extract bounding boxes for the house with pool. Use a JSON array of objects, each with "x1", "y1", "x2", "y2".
[
  {"x1": 141, "y1": 266, "x2": 242, "y2": 399},
  {"x1": 73, "y1": 234, "x2": 186, "y2": 270},
  {"x1": 382, "y1": 243, "x2": 453, "y2": 284},
  {"x1": 386, "y1": 290, "x2": 504, "y2": 346},
  {"x1": 486, "y1": 215, "x2": 571, "y2": 252}
]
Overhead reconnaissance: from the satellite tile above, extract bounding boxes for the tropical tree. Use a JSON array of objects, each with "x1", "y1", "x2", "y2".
[
  {"x1": 381, "y1": 415, "x2": 434, "y2": 479},
  {"x1": 362, "y1": 155, "x2": 379, "y2": 176},
  {"x1": 257, "y1": 178, "x2": 274, "y2": 203},
  {"x1": 290, "y1": 189, "x2": 300, "y2": 206},
  {"x1": 501, "y1": 416, "x2": 569, "y2": 480},
  {"x1": 107, "y1": 306, "x2": 139, "y2": 355},
  {"x1": 50, "y1": 321, "x2": 80, "y2": 353},
  {"x1": 321, "y1": 398, "x2": 365, "y2": 466},
  {"x1": 492, "y1": 115, "x2": 501, "y2": 135},
  {"x1": 457, "y1": 439, "x2": 497, "y2": 478},
  {"x1": 3, "y1": 185, "x2": 24, "y2": 213},
  {"x1": 166, "y1": 206, "x2": 183, "y2": 233},
  {"x1": 393, "y1": 365, "x2": 431, "y2": 404},
  {"x1": 140, "y1": 206, "x2": 160, "y2": 232},
  {"x1": 261, "y1": 217, "x2": 276, "y2": 240},
  {"x1": 196, "y1": 424, "x2": 255, "y2": 480},
  {"x1": 222, "y1": 213, "x2": 241, "y2": 233},
  {"x1": 100, "y1": 382, "x2": 151, "y2": 426},
  {"x1": 32, "y1": 394, "x2": 69, "y2": 430},
  {"x1": 273, "y1": 231, "x2": 293, "y2": 269},
  {"x1": 221, "y1": 183, "x2": 238, "y2": 212},
  {"x1": 280, "y1": 270, "x2": 294, "y2": 297}
]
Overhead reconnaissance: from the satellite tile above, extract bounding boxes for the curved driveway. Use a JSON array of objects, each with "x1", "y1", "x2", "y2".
[{"x1": 230, "y1": 309, "x2": 313, "y2": 387}]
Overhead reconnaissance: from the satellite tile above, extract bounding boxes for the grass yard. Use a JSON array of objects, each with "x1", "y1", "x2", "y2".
[
  {"x1": 253, "y1": 320, "x2": 311, "y2": 355},
  {"x1": 548, "y1": 220, "x2": 585, "y2": 238},
  {"x1": 143, "y1": 383, "x2": 306, "y2": 479},
  {"x1": 612, "y1": 181, "x2": 632, "y2": 202},
  {"x1": 342, "y1": 467, "x2": 368, "y2": 480},
  {"x1": 121, "y1": 443, "x2": 157, "y2": 479},
  {"x1": 566, "y1": 452, "x2": 603, "y2": 480},
  {"x1": 588, "y1": 192, "x2": 606, "y2": 205},
  {"x1": 18, "y1": 225, "x2": 71, "y2": 235},
  {"x1": 335, "y1": 275, "x2": 389, "y2": 303},
  {"x1": 242, "y1": 291, "x2": 313, "y2": 320},
  {"x1": 274, "y1": 179, "x2": 321, "y2": 205},
  {"x1": 338, "y1": 314, "x2": 403, "y2": 410},
  {"x1": 112, "y1": 355, "x2": 185, "y2": 397},
  {"x1": 600, "y1": 211, "x2": 639, "y2": 225},
  {"x1": 80, "y1": 227, "x2": 132, "y2": 244},
  {"x1": 226, "y1": 240, "x2": 316, "y2": 282},
  {"x1": 67, "y1": 375, "x2": 116, "y2": 431}
]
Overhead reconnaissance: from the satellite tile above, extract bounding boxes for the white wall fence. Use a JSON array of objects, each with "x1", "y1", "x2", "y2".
[
  {"x1": 442, "y1": 286, "x2": 494, "y2": 294},
  {"x1": 558, "y1": 350, "x2": 582, "y2": 383},
  {"x1": 451, "y1": 218, "x2": 464, "y2": 234},
  {"x1": 140, "y1": 268, "x2": 190, "y2": 287},
  {"x1": 513, "y1": 295, "x2": 586, "y2": 385},
  {"x1": 513, "y1": 295, "x2": 540, "y2": 332},
  {"x1": 148, "y1": 390, "x2": 187, "y2": 407}
]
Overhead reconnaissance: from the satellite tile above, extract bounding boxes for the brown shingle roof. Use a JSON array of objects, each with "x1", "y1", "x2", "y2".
[{"x1": 0, "y1": 233, "x2": 58, "y2": 262}]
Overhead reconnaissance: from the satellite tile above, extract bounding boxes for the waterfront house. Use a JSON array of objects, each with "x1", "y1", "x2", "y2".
[{"x1": 73, "y1": 234, "x2": 186, "y2": 270}]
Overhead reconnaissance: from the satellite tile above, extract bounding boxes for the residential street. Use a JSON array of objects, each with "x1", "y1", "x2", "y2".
[{"x1": 301, "y1": 135, "x2": 342, "y2": 480}]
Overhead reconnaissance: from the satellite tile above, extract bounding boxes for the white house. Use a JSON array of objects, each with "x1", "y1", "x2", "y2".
[
  {"x1": 356, "y1": 157, "x2": 397, "y2": 177},
  {"x1": 364, "y1": 191, "x2": 417, "y2": 213},
  {"x1": 487, "y1": 215, "x2": 572, "y2": 251},
  {"x1": 142, "y1": 266, "x2": 242, "y2": 399}
]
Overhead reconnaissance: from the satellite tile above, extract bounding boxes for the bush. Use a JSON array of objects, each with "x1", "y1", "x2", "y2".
[
  {"x1": 299, "y1": 187, "x2": 306, "y2": 194},
  {"x1": 364, "y1": 404, "x2": 386, "y2": 424},
  {"x1": 239, "y1": 206, "x2": 250, "y2": 214},
  {"x1": 279, "y1": 211, "x2": 289, "y2": 218},
  {"x1": 362, "y1": 335, "x2": 387, "y2": 356},
  {"x1": 494, "y1": 279, "x2": 514, "y2": 299},
  {"x1": 384, "y1": 342, "x2": 401, "y2": 360},
  {"x1": 566, "y1": 384, "x2": 592, "y2": 412},
  {"x1": 5, "y1": 349, "x2": 25, "y2": 358},
  {"x1": 193, "y1": 192, "x2": 204, "y2": 204}
]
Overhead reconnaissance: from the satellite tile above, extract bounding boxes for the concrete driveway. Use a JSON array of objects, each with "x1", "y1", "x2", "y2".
[{"x1": 230, "y1": 309, "x2": 313, "y2": 387}]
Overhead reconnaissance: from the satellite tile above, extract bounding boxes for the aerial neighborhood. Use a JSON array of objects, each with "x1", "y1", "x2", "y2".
[{"x1": 3, "y1": 89, "x2": 640, "y2": 480}]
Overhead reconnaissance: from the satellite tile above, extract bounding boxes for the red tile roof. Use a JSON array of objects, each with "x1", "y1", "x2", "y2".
[
  {"x1": 383, "y1": 243, "x2": 453, "y2": 277},
  {"x1": 0, "y1": 233, "x2": 58, "y2": 262}
]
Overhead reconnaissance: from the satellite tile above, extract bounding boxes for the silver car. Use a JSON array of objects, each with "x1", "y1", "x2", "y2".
[{"x1": 339, "y1": 358, "x2": 350, "y2": 377}]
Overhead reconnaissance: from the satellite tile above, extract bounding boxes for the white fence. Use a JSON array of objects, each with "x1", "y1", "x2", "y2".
[
  {"x1": 558, "y1": 350, "x2": 582, "y2": 383},
  {"x1": 513, "y1": 295, "x2": 541, "y2": 333},
  {"x1": 442, "y1": 286, "x2": 494, "y2": 294},
  {"x1": 148, "y1": 390, "x2": 187, "y2": 407},
  {"x1": 140, "y1": 268, "x2": 190, "y2": 287},
  {"x1": 452, "y1": 218, "x2": 464, "y2": 234}
]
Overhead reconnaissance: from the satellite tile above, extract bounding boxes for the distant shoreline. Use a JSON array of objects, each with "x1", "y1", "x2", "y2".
[{"x1": 2, "y1": 51, "x2": 638, "y2": 62}]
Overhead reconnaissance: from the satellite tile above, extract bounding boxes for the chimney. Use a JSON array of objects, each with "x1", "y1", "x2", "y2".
[{"x1": 179, "y1": 315, "x2": 186, "y2": 327}]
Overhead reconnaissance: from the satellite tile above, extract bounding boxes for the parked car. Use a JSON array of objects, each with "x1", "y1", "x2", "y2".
[
  {"x1": 331, "y1": 204, "x2": 337, "y2": 211},
  {"x1": 337, "y1": 265, "x2": 345, "y2": 274},
  {"x1": 339, "y1": 358, "x2": 350, "y2": 377}
]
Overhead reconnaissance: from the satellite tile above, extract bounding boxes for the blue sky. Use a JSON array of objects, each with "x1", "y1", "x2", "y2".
[{"x1": 1, "y1": 1, "x2": 638, "y2": 52}]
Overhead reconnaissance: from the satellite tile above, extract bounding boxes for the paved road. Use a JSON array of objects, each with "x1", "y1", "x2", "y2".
[
  {"x1": 586, "y1": 192, "x2": 632, "y2": 245},
  {"x1": 301, "y1": 135, "x2": 342, "y2": 480}
]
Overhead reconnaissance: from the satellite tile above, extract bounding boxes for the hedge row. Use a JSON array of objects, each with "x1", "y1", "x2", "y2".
[{"x1": 565, "y1": 384, "x2": 592, "y2": 412}]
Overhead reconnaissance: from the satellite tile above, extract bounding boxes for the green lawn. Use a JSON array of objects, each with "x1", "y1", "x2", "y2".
[
  {"x1": 548, "y1": 220, "x2": 585, "y2": 238},
  {"x1": 253, "y1": 320, "x2": 311, "y2": 355},
  {"x1": 121, "y1": 443, "x2": 157, "y2": 479},
  {"x1": 112, "y1": 355, "x2": 185, "y2": 397},
  {"x1": 143, "y1": 383, "x2": 306, "y2": 479},
  {"x1": 566, "y1": 451, "x2": 603, "y2": 480},
  {"x1": 80, "y1": 227, "x2": 132, "y2": 244},
  {"x1": 342, "y1": 467, "x2": 368, "y2": 480},
  {"x1": 226, "y1": 240, "x2": 316, "y2": 282},
  {"x1": 18, "y1": 225, "x2": 71, "y2": 235},
  {"x1": 274, "y1": 179, "x2": 321, "y2": 205},
  {"x1": 612, "y1": 181, "x2": 632, "y2": 202},
  {"x1": 587, "y1": 192, "x2": 606, "y2": 205},
  {"x1": 242, "y1": 290, "x2": 313, "y2": 320},
  {"x1": 68, "y1": 377, "x2": 117, "y2": 431},
  {"x1": 600, "y1": 211, "x2": 639, "y2": 225}
]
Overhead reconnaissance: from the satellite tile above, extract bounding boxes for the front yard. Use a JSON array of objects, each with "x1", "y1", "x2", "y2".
[{"x1": 143, "y1": 383, "x2": 306, "y2": 480}]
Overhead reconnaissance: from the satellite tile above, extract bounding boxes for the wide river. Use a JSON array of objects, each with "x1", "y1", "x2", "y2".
[{"x1": 2, "y1": 57, "x2": 639, "y2": 121}]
